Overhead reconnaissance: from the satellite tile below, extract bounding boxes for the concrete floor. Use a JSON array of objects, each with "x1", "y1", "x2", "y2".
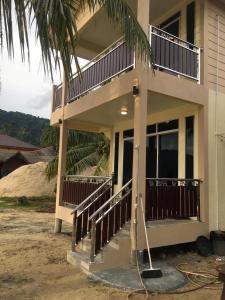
[{"x1": 89, "y1": 261, "x2": 186, "y2": 292}]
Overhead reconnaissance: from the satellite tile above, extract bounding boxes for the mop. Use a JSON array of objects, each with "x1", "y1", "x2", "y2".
[{"x1": 140, "y1": 194, "x2": 163, "y2": 278}]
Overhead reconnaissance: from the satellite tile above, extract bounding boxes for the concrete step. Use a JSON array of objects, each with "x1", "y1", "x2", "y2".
[
  {"x1": 79, "y1": 237, "x2": 92, "y2": 252},
  {"x1": 68, "y1": 227, "x2": 131, "y2": 273}
]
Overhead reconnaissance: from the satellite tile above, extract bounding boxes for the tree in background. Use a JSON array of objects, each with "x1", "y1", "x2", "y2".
[
  {"x1": 0, "y1": 109, "x2": 48, "y2": 146},
  {"x1": 41, "y1": 126, "x2": 110, "y2": 180},
  {"x1": 0, "y1": 0, "x2": 152, "y2": 80}
]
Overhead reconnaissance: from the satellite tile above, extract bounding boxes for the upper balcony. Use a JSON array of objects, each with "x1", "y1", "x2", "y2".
[{"x1": 52, "y1": 25, "x2": 201, "y2": 112}]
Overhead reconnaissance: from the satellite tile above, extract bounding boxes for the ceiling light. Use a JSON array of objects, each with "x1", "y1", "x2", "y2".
[{"x1": 120, "y1": 106, "x2": 128, "y2": 116}]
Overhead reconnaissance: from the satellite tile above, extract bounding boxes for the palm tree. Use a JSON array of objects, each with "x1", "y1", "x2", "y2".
[
  {"x1": 41, "y1": 126, "x2": 110, "y2": 180},
  {"x1": 0, "y1": 0, "x2": 152, "y2": 80}
]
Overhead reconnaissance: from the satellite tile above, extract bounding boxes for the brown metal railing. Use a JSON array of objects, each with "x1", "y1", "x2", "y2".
[
  {"x1": 67, "y1": 39, "x2": 134, "y2": 103},
  {"x1": 150, "y1": 26, "x2": 200, "y2": 82},
  {"x1": 62, "y1": 175, "x2": 110, "y2": 206},
  {"x1": 70, "y1": 177, "x2": 113, "y2": 251},
  {"x1": 53, "y1": 84, "x2": 63, "y2": 111},
  {"x1": 89, "y1": 179, "x2": 132, "y2": 262},
  {"x1": 52, "y1": 38, "x2": 134, "y2": 112},
  {"x1": 145, "y1": 178, "x2": 201, "y2": 221}
]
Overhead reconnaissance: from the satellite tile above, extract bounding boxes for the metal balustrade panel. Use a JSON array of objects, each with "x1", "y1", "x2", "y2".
[
  {"x1": 70, "y1": 176, "x2": 113, "y2": 253},
  {"x1": 67, "y1": 41, "x2": 134, "y2": 103},
  {"x1": 145, "y1": 179, "x2": 201, "y2": 221},
  {"x1": 62, "y1": 180, "x2": 102, "y2": 206},
  {"x1": 53, "y1": 86, "x2": 62, "y2": 110},
  {"x1": 150, "y1": 26, "x2": 200, "y2": 82}
]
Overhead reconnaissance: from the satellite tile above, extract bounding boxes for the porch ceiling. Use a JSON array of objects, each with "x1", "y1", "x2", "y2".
[
  {"x1": 76, "y1": 0, "x2": 184, "y2": 60},
  {"x1": 76, "y1": 0, "x2": 137, "y2": 60},
  {"x1": 150, "y1": 0, "x2": 184, "y2": 23},
  {"x1": 70, "y1": 92, "x2": 192, "y2": 128}
]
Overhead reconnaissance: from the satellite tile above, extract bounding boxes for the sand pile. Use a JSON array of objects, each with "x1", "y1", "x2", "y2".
[{"x1": 0, "y1": 162, "x2": 56, "y2": 197}]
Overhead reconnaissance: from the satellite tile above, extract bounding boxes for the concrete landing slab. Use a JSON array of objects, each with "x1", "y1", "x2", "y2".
[{"x1": 89, "y1": 261, "x2": 186, "y2": 292}]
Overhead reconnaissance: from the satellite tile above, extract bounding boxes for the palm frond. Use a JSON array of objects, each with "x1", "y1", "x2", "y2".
[
  {"x1": 94, "y1": 153, "x2": 109, "y2": 176},
  {"x1": 68, "y1": 151, "x2": 100, "y2": 174},
  {"x1": 45, "y1": 157, "x2": 58, "y2": 180},
  {"x1": 0, "y1": 0, "x2": 152, "y2": 80},
  {"x1": 66, "y1": 143, "x2": 97, "y2": 168}
]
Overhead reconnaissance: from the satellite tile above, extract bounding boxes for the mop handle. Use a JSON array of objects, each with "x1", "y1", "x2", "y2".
[{"x1": 140, "y1": 195, "x2": 153, "y2": 269}]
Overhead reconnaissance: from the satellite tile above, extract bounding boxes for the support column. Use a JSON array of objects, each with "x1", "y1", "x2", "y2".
[
  {"x1": 54, "y1": 76, "x2": 68, "y2": 233},
  {"x1": 130, "y1": 80, "x2": 148, "y2": 262},
  {"x1": 130, "y1": 0, "x2": 150, "y2": 264}
]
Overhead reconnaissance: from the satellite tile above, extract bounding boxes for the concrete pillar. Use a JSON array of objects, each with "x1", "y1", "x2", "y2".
[
  {"x1": 130, "y1": 0, "x2": 150, "y2": 264},
  {"x1": 131, "y1": 83, "x2": 148, "y2": 258},
  {"x1": 54, "y1": 218, "x2": 62, "y2": 233},
  {"x1": 54, "y1": 75, "x2": 68, "y2": 233}
]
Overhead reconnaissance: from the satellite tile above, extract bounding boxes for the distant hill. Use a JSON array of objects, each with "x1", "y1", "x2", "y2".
[{"x1": 0, "y1": 109, "x2": 49, "y2": 147}]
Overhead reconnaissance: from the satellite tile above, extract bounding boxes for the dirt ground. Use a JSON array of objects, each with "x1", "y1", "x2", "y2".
[{"x1": 0, "y1": 209, "x2": 223, "y2": 300}]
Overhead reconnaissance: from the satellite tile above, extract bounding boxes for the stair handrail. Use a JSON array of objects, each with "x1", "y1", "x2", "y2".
[
  {"x1": 71, "y1": 176, "x2": 113, "y2": 252},
  {"x1": 89, "y1": 179, "x2": 132, "y2": 221},
  {"x1": 89, "y1": 179, "x2": 132, "y2": 262},
  {"x1": 70, "y1": 176, "x2": 113, "y2": 215}
]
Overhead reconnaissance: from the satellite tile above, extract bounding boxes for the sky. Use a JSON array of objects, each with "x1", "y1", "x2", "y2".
[
  {"x1": 0, "y1": 31, "x2": 60, "y2": 119},
  {"x1": 0, "y1": 16, "x2": 86, "y2": 120}
]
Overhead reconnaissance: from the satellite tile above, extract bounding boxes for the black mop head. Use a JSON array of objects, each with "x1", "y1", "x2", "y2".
[{"x1": 141, "y1": 268, "x2": 163, "y2": 279}]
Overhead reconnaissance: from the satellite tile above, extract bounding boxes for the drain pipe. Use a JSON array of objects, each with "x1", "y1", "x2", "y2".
[{"x1": 215, "y1": 15, "x2": 220, "y2": 230}]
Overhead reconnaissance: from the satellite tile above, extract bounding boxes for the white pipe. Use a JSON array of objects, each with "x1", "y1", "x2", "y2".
[{"x1": 215, "y1": 15, "x2": 220, "y2": 230}]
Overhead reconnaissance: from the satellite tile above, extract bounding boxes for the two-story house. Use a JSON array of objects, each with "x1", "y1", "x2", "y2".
[{"x1": 50, "y1": 0, "x2": 225, "y2": 272}]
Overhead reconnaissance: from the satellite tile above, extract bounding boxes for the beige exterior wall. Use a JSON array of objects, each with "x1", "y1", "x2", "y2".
[
  {"x1": 205, "y1": 0, "x2": 225, "y2": 231},
  {"x1": 208, "y1": 89, "x2": 225, "y2": 231},
  {"x1": 207, "y1": 0, "x2": 225, "y2": 92}
]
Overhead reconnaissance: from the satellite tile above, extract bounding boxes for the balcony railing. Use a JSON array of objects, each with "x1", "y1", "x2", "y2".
[
  {"x1": 145, "y1": 178, "x2": 201, "y2": 221},
  {"x1": 52, "y1": 26, "x2": 201, "y2": 111},
  {"x1": 62, "y1": 175, "x2": 111, "y2": 207},
  {"x1": 67, "y1": 39, "x2": 134, "y2": 103},
  {"x1": 52, "y1": 38, "x2": 134, "y2": 111},
  {"x1": 53, "y1": 84, "x2": 63, "y2": 111},
  {"x1": 150, "y1": 26, "x2": 200, "y2": 82}
]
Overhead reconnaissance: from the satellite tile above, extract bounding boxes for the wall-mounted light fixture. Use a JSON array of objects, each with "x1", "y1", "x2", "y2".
[
  {"x1": 133, "y1": 79, "x2": 139, "y2": 96},
  {"x1": 120, "y1": 106, "x2": 128, "y2": 116}
]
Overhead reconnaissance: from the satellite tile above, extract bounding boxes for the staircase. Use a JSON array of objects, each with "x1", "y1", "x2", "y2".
[{"x1": 67, "y1": 179, "x2": 132, "y2": 273}]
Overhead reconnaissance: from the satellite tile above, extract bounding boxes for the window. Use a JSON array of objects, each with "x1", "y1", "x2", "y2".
[
  {"x1": 123, "y1": 139, "x2": 133, "y2": 184},
  {"x1": 187, "y1": 1, "x2": 195, "y2": 44},
  {"x1": 113, "y1": 132, "x2": 119, "y2": 184},
  {"x1": 158, "y1": 119, "x2": 179, "y2": 132},
  {"x1": 123, "y1": 119, "x2": 179, "y2": 180},
  {"x1": 158, "y1": 132, "x2": 178, "y2": 178},
  {"x1": 147, "y1": 124, "x2": 156, "y2": 134},
  {"x1": 147, "y1": 120, "x2": 179, "y2": 179},
  {"x1": 146, "y1": 136, "x2": 157, "y2": 178},
  {"x1": 160, "y1": 12, "x2": 180, "y2": 37},
  {"x1": 185, "y1": 116, "x2": 194, "y2": 179},
  {"x1": 123, "y1": 129, "x2": 134, "y2": 139}
]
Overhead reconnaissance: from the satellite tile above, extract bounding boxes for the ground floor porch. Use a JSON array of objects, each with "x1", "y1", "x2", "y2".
[{"x1": 54, "y1": 84, "x2": 208, "y2": 268}]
